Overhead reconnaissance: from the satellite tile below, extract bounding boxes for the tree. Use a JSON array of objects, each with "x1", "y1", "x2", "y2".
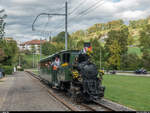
[
  {"x1": 0, "y1": 40, "x2": 19, "y2": 66},
  {"x1": 139, "y1": 24, "x2": 150, "y2": 52},
  {"x1": 90, "y1": 38, "x2": 105, "y2": 68},
  {"x1": 52, "y1": 31, "x2": 70, "y2": 44},
  {"x1": 105, "y1": 25, "x2": 129, "y2": 69},
  {"x1": 142, "y1": 52, "x2": 150, "y2": 70},
  {"x1": 42, "y1": 42, "x2": 56, "y2": 55},
  {"x1": 120, "y1": 53, "x2": 141, "y2": 70},
  {"x1": 107, "y1": 40, "x2": 121, "y2": 70},
  {"x1": 31, "y1": 45, "x2": 36, "y2": 53},
  {"x1": 76, "y1": 40, "x2": 84, "y2": 50},
  {"x1": 0, "y1": 48, "x2": 5, "y2": 62},
  {"x1": 139, "y1": 24, "x2": 150, "y2": 70},
  {"x1": 68, "y1": 36, "x2": 75, "y2": 50}
]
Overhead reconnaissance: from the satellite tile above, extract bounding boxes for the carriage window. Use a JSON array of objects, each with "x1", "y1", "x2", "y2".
[
  {"x1": 63, "y1": 53, "x2": 70, "y2": 63},
  {"x1": 52, "y1": 55, "x2": 61, "y2": 62}
]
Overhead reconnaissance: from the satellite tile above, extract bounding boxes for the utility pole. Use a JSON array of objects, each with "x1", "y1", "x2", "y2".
[
  {"x1": 100, "y1": 47, "x2": 101, "y2": 70},
  {"x1": 32, "y1": 2, "x2": 68, "y2": 50},
  {"x1": 65, "y1": 0, "x2": 68, "y2": 50},
  {"x1": 49, "y1": 32, "x2": 52, "y2": 42},
  {"x1": 33, "y1": 52, "x2": 34, "y2": 68},
  {"x1": 19, "y1": 55, "x2": 21, "y2": 66},
  {"x1": 40, "y1": 38, "x2": 42, "y2": 60}
]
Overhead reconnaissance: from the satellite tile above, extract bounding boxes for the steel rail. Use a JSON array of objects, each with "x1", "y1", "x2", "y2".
[{"x1": 93, "y1": 100, "x2": 115, "y2": 111}]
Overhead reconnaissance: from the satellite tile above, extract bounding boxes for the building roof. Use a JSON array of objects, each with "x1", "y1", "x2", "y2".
[{"x1": 20, "y1": 39, "x2": 46, "y2": 46}]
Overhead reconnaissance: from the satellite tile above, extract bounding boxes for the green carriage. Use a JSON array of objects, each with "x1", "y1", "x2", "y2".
[{"x1": 39, "y1": 50, "x2": 80, "y2": 88}]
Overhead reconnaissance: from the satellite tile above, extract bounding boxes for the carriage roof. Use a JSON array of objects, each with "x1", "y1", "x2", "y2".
[{"x1": 40, "y1": 50, "x2": 80, "y2": 63}]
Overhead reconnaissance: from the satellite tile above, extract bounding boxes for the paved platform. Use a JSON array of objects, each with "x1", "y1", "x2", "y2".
[{"x1": 0, "y1": 72, "x2": 68, "y2": 111}]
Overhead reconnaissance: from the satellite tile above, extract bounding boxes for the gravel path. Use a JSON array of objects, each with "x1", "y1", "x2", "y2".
[{"x1": 0, "y1": 72, "x2": 69, "y2": 111}]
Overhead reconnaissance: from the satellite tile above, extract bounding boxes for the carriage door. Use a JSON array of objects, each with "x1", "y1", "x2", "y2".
[{"x1": 62, "y1": 53, "x2": 71, "y2": 81}]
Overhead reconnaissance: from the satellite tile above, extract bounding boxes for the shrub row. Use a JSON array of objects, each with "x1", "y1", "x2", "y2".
[{"x1": 0, "y1": 65, "x2": 13, "y2": 75}]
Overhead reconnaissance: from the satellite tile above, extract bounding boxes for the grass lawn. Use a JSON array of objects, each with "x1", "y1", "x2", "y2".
[
  {"x1": 128, "y1": 47, "x2": 142, "y2": 56},
  {"x1": 102, "y1": 75, "x2": 150, "y2": 111},
  {"x1": 32, "y1": 70, "x2": 39, "y2": 75},
  {"x1": 23, "y1": 54, "x2": 48, "y2": 63}
]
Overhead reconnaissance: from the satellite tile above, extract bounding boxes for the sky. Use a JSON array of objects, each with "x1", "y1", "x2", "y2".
[{"x1": 0, "y1": 0, "x2": 150, "y2": 42}]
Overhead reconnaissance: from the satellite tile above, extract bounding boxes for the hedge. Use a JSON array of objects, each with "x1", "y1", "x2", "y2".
[{"x1": 0, "y1": 65, "x2": 13, "y2": 75}]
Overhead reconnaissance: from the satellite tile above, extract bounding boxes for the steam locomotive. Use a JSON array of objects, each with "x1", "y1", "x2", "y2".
[{"x1": 39, "y1": 43, "x2": 105, "y2": 102}]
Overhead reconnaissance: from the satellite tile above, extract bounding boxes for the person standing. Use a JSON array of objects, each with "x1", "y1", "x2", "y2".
[
  {"x1": 14, "y1": 66, "x2": 16, "y2": 72},
  {"x1": 51, "y1": 56, "x2": 60, "y2": 86}
]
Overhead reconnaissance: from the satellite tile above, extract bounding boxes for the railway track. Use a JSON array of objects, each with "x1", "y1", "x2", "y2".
[
  {"x1": 25, "y1": 71, "x2": 135, "y2": 111},
  {"x1": 25, "y1": 71, "x2": 79, "y2": 111},
  {"x1": 80, "y1": 101, "x2": 114, "y2": 111}
]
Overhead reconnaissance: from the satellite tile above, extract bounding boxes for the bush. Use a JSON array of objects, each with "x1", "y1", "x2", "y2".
[{"x1": 0, "y1": 65, "x2": 13, "y2": 75}]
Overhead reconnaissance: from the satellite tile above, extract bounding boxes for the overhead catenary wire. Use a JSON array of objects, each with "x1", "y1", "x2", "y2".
[
  {"x1": 69, "y1": 0, "x2": 105, "y2": 21},
  {"x1": 68, "y1": 0, "x2": 87, "y2": 15},
  {"x1": 67, "y1": 0, "x2": 105, "y2": 30},
  {"x1": 48, "y1": 0, "x2": 106, "y2": 36},
  {"x1": 53, "y1": 0, "x2": 102, "y2": 33}
]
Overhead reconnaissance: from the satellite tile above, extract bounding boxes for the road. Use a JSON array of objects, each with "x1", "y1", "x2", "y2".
[
  {"x1": 0, "y1": 72, "x2": 69, "y2": 111},
  {"x1": 116, "y1": 73, "x2": 150, "y2": 77}
]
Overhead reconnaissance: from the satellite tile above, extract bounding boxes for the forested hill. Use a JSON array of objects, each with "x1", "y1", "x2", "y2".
[{"x1": 71, "y1": 17, "x2": 150, "y2": 46}]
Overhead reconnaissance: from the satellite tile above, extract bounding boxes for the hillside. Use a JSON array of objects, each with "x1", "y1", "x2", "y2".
[{"x1": 71, "y1": 17, "x2": 150, "y2": 48}]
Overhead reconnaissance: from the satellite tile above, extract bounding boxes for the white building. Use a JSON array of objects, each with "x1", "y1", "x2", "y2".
[{"x1": 20, "y1": 39, "x2": 46, "y2": 54}]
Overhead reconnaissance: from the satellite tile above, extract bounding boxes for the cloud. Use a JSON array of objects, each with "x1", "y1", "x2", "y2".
[
  {"x1": 0, "y1": 0, "x2": 150, "y2": 42},
  {"x1": 115, "y1": 10, "x2": 148, "y2": 21}
]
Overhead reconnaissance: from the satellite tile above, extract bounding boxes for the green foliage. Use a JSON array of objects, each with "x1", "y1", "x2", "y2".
[
  {"x1": 72, "y1": 30, "x2": 85, "y2": 38},
  {"x1": 141, "y1": 52, "x2": 150, "y2": 71},
  {"x1": 0, "y1": 47, "x2": 6, "y2": 61},
  {"x1": 87, "y1": 19, "x2": 124, "y2": 34},
  {"x1": 55, "y1": 42, "x2": 65, "y2": 52},
  {"x1": 76, "y1": 40, "x2": 84, "y2": 50},
  {"x1": 139, "y1": 24, "x2": 150, "y2": 70},
  {"x1": 0, "y1": 40, "x2": 19, "y2": 66},
  {"x1": 52, "y1": 31, "x2": 70, "y2": 43},
  {"x1": 129, "y1": 19, "x2": 148, "y2": 29},
  {"x1": 30, "y1": 45, "x2": 36, "y2": 53},
  {"x1": 42, "y1": 42, "x2": 56, "y2": 55},
  {"x1": 107, "y1": 19, "x2": 124, "y2": 29},
  {"x1": 139, "y1": 24, "x2": 150, "y2": 52},
  {"x1": 120, "y1": 53, "x2": 141, "y2": 70},
  {"x1": 107, "y1": 40, "x2": 121, "y2": 69},
  {"x1": 90, "y1": 38, "x2": 105, "y2": 68},
  {"x1": 20, "y1": 54, "x2": 48, "y2": 69},
  {"x1": 105, "y1": 25, "x2": 129, "y2": 69},
  {"x1": 68, "y1": 37, "x2": 76, "y2": 50},
  {"x1": 128, "y1": 47, "x2": 141, "y2": 56},
  {"x1": 22, "y1": 49, "x2": 32, "y2": 55},
  {"x1": 0, "y1": 65, "x2": 13, "y2": 75},
  {"x1": 128, "y1": 34, "x2": 135, "y2": 46}
]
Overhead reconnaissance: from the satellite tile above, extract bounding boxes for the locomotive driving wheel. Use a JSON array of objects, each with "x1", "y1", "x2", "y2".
[{"x1": 68, "y1": 83, "x2": 83, "y2": 103}]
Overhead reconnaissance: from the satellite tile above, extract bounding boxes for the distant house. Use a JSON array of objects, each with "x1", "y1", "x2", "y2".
[{"x1": 20, "y1": 39, "x2": 47, "y2": 54}]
